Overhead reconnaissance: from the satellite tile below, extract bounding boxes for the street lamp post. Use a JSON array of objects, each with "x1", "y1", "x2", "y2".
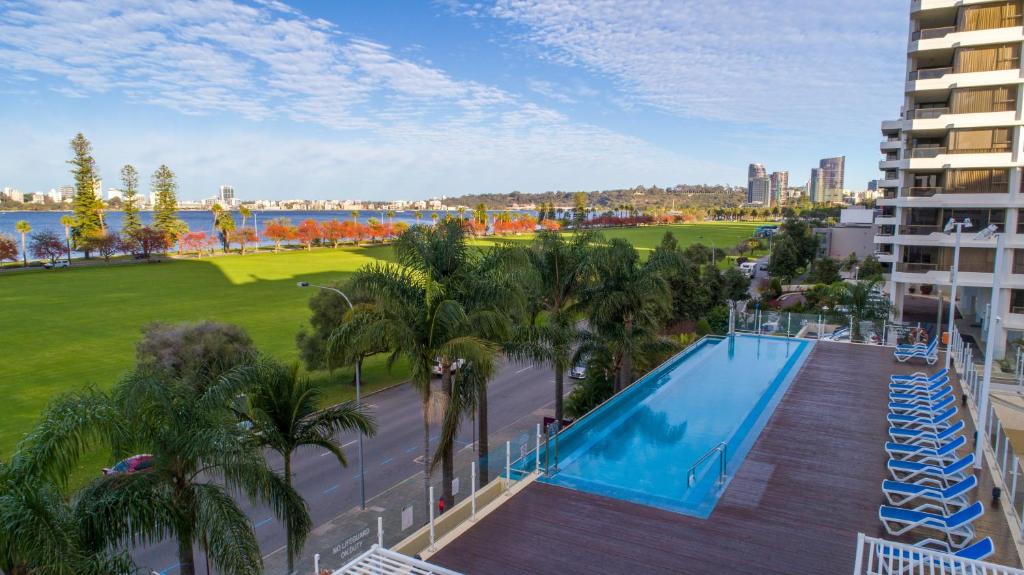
[
  {"x1": 972, "y1": 225, "x2": 1005, "y2": 470},
  {"x1": 698, "y1": 236, "x2": 717, "y2": 267},
  {"x1": 297, "y1": 281, "x2": 366, "y2": 508},
  {"x1": 943, "y1": 218, "x2": 972, "y2": 371}
]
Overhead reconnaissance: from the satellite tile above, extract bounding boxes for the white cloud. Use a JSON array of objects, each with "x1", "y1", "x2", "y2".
[{"x1": 487, "y1": 0, "x2": 907, "y2": 131}]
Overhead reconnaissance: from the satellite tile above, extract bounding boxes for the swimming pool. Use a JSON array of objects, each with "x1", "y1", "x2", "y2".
[{"x1": 535, "y1": 334, "x2": 814, "y2": 518}]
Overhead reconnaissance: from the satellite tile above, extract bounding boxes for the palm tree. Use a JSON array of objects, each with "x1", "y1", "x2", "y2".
[
  {"x1": 240, "y1": 360, "x2": 375, "y2": 575},
  {"x1": 430, "y1": 212, "x2": 439, "y2": 225},
  {"x1": 829, "y1": 278, "x2": 889, "y2": 341},
  {"x1": 14, "y1": 220, "x2": 30, "y2": 267},
  {"x1": 457, "y1": 207, "x2": 466, "y2": 221},
  {"x1": 350, "y1": 210, "x2": 359, "y2": 225},
  {"x1": 506, "y1": 230, "x2": 593, "y2": 423},
  {"x1": 386, "y1": 210, "x2": 396, "y2": 227},
  {"x1": 239, "y1": 205, "x2": 251, "y2": 229},
  {"x1": 414, "y1": 211, "x2": 423, "y2": 225},
  {"x1": 21, "y1": 366, "x2": 311, "y2": 575},
  {"x1": 59, "y1": 214, "x2": 75, "y2": 265},
  {"x1": 581, "y1": 238, "x2": 674, "y2": 392},
  {"x1": 348, "y1": 222, "x2": 502, "y2": 510}
]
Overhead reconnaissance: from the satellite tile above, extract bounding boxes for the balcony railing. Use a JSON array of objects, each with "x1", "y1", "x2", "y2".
[
  {"x1": 904, "y1": 186, "x2": 942, "y2": 197},
  {"x1": 907, "y1": 147, "x2": 945, "y2": 158},
  {"x1": 911, "y1": 25, "x2": 955, "y2": 41},
  {"x1": 947, "y1": 145, "x2": 1012, "y2": 154},
  {"x1": 905, "y1": 106, "x2": 948, "y2": 119},
  {"x1": 895, "y1": 262, "x2": 942, "y2": 273},
  {"x1": 898, "y1": 224, "x2": 942, "y2": 235},
  {"x1": 875, "y1": 227, "x2": 896, "y2": 237},
  {"x1": 909, "y1": 66, "x2": 952, "y2": 80}
]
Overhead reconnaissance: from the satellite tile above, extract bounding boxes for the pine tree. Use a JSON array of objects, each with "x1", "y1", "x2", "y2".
[
  {"x1": 120, "y1": 164, "x2": 141, "y2": 235},
  {"x1": 67, "y1": 133, "x2": 103, "y2": 256},
  {"x1": 151, "y1": 165, "x2": 184, "y2": 243}
]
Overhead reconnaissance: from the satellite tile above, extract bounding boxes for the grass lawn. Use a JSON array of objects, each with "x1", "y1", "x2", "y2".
[{"x1": 0, "y1": 221, "x2": 762, "y2": 466}]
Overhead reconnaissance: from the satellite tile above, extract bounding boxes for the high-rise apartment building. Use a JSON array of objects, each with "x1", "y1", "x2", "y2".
[
  {"x1": 749, "y1": 176, "x2": 771, "y2": 205},
  {"x1": 219, "y1": 185, "x2": 234, "y2": 204},
  {"x1": 808, "y1": 157, "x2": 845, "y2": 204},
  {"x1": 58, "y1": 185, "x2": 74, "y2": 202},
  {"x1": 875, "y1": 0, "x2": 1024, "y2": 359},
  {"x1": 770, "y1": 171, "x2": 789, "y2": 206},
  {"x1": 747, "y1": 163, "x2": 766, "y2": 203}
]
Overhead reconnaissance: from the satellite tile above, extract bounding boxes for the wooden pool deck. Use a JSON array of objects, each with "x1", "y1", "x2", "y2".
[{"x1": 430, "y1": 342, "x2": 1022, "y2": 574}]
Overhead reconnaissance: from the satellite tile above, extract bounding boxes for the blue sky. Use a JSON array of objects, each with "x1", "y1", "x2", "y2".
[{"x1": 0, "y1": 0, "x2": 908, "y2": 202}]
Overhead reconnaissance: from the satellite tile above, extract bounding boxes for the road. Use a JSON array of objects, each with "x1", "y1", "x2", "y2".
[{"x1": 136, "y1": 359, "x2": 563, "y2": 574}]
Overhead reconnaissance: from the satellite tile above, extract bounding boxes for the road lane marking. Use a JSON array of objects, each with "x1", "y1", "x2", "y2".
[
  {"x1": 514, "y1": 366, "x2": 532, "y2": 374},
  {"x1": 405, "y1": 446, "x2": 418, "y2": 453},
  {"x1": 323, "y1": 484, "x2": 340, "y2": 494},
  {"x1": 254, "y1": 517, "x2": 273, "y2": 528},
  {"x1": 160, "y1": 563, "x2": 180, "y2": 574},
  {"x1": 380, "y1": 457, "x2": 394, "y2": 465}
]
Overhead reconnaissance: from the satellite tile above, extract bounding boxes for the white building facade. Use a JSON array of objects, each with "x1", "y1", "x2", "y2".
[{"x1": 875, "y1": 0, "x2": 1024, "y2": 359}]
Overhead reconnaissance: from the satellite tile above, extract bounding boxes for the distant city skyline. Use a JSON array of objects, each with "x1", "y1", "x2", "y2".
[{"x1": 0, "y1": 1, "x2": 906, "y2": 201}]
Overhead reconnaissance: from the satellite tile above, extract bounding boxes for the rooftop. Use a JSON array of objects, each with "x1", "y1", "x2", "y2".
[{"x1": 425, "y1": 342, "x2": 1022, "y2": 574}]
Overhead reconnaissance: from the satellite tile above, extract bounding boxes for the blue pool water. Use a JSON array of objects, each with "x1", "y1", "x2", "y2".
[{"x1": 536, "y1": 334, "x2": 814, "y2": 518}]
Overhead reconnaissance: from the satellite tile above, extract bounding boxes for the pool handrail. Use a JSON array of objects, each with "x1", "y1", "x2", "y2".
[{"x1": 687, "y1": 441, "x2": 728, "y2": 488}]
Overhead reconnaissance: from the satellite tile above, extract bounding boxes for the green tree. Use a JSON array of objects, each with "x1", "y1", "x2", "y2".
[
  {"x1": 722, "y1": 267, "x2": 752, "y2": 301},
  {"x1": 829, "y1": 279, "x2": 890, "y2": 341},
  {"x1": 859, "y1": 254, "x2": 884, "y2": 279},
  {"x1": 120, "y1": 164, "x2": 141, "y2": 235},
  {"x1": 572, "y1": 192, "x2": 588, "y2": 227},
  {"x1": 21, "y1": 362, "x2": 311, "y2": 575},
  {"x1": 152, "y1": 164, "x2": 184, "y2": 243},
  {"x1": 59, "y1": 214, "x2": 75, "y2": 265},
  {"x1": 768, "y1": 236, "x2": 801, "y2": 280},
  {"x1": 68, "y1": 133, "x2": 103, "y2": 257},
  {"x1": 348, "y1": 222, "x2": 501, "y2": 511},
  {"x1": 214, "y1": 205, "x2": 236, "y2": 253},
  {"x1": 581, "y1": 238, "x2": 674, "y2": 392},
  {"x1": 135, "y1": 321, "x2": 257, "y2": 384},
  {"x1": 14, "y1": 220, "x2": 30, "y2": 267},
  {"x1": 506, "y1": 231, "x2": 593, "y2": 423},
  {"x1": 807, "y1": 257, "x2": 842, "y2": 284},
  {"x1": 0, "y1": 456, "x2": 136, "y2": 575},
  {"x1": 240, "y1": 360, "x2": 375, "y2": 574},
  {"x1": 650, "y1": 232, "x2": 714, "y2": 322}
]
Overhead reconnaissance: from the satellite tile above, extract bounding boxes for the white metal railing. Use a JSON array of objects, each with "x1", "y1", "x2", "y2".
[
  {"x1": 326, "y1": 544, "x2": 464, "y2": 575},
  {"x1": 853, "y1": 534, "x2": 1024, "y2": 575},
  {"x1": 950, "y1": 328, "x2": 1024, "y2": 540}
]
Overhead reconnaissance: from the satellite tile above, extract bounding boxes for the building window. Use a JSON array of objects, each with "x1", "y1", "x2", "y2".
[
  {"x1": 948, "y1": 127, "x2": 1012, "y2": 154},
  {"x1": 1012, "y1": 290, "x2": 1024, "y2": 314},
  {"x1": 950, "y1": 86, "x2": 1017, "y2": 114},
  {"x1": 958, "y1": 1, "x2": 1022, "y2": 32},
  {"x1": 947, "y1": 169, "x2": 1010, "y2": 194},
  {"x1": 955, "y1": 43, "x2": 1021, "y2": 73}
]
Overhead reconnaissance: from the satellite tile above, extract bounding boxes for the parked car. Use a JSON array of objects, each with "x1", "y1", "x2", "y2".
[
  {"x1": 43, "y1": 261, "x2": 69, "y2": 269},
  {"x1": 569, "y1": 363, "x2": 587, "y2": 379},
  {"x1": 739, "y1": 261, "x2": 757, "y2": 277},
  {"x1": 432, "y1": 358, "x2": 465, "y2": 377}
]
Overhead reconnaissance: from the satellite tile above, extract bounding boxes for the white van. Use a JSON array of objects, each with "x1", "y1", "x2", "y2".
[{"x1": 739, "y1": 261, "x2": 757, "y2": 277}]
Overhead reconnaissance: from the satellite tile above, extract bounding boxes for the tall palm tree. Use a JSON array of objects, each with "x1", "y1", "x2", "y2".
[
  {"x1": 829, "y1": 278, "x2": 889, "y2": 341},
  {"x1": 14, "y1": 220, "x2": 30, "y2": 267},
  {"x1": 506, "y1": 230, "x2": 594, "y2": 423},
  {"x1": 430, "y1": 213, "x2": 439, "y2": 225},
  {"x1": 581, "y1": 238, "x2": 674, "y2": 392},
  {"x1": 0, "y1": 456, "x2": 137, "y2": 575},
  {"x1": 414, "y1": 211, "x2": 423, "y2": 225},
  {"x1": 349, "y1": 222, "x2": 501, "y2": 510},
  {"x1": 239, "y1": 205, "x2": 251, "y2": 229},
  {"x1": 59, "y1": 215, "x2": 75, "y2": 265},
  {"x1": 386, "y1": 210, "x2": 396, "y2": 227},
  {"x1": 21, "y1": 367, "x2": 311, "y2": 575},
  {"x1": 350, "y1": 210, "x2": 359, "y2": 225},
  {"x1": 240, "y1": 360, "x2": 375, "y2": 575}
]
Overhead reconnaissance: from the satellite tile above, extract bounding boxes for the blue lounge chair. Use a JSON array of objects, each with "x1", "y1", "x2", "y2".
[
  {"x1": 878, "y1": 501, "x2": 982, "y2": 548},
  {"x1": 889, "y1": 385, "x2": 952, "y2": 404},
  {"x1": 885, "y1": 434, "x2": 966, "y2": 464},
  {"x1": 889, "y1": 375, "x2": 950, "y2": 395},
  {"x1": 889, "y1": 420, "x2": 965, "y2": 447},
  {"x1": 889, "y1": 394, "x2": 955, "y2": 416},
  {"x1": 890, "y1": 367, "x2": 949, "y2": 385},
  {"x1": 882, "y1": 475, "x2": 977, "y2": 508},
  {"x1": 871, "y1": 537, "x2": 993, "y2": 573},
  {"x1": 888, "y1": 453, "x2": 974, "y2": 485},
  {"x1": 887, "y1": 406, "x2": 958, "y2": 431},
  {"x1": 894, "y1": 338, "x2": 939, "y2": 364}
]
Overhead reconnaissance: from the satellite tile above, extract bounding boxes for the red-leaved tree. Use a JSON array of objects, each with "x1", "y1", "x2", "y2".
[
  {"x1": 82, "y1": 231, "x2": 120, "y2": 263},
  {"x1": 178, "y1": 231, "x2": 208, "y2": 258},
  {"x1": 263, "y1": 219, "x2": 296, "y2": 253},
  {"x1": 0, "y1": 234, "x2": 19, "y2": 268},
  {"x1": 321, "y1": 220, "x2": 346, "y2": 248},
  {"x1": 228, "y1": 227, "x2": 259, "y2": 255},
  {"x1": 30, "y1": 230, "x2": 69, "y2": 264},
  {"x1": 295, "y1": 219, "x2": 321, "y2": 251}
]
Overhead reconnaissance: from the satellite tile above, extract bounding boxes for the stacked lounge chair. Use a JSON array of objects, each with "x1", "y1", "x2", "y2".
[
  {"x1": 876, "y1": 367, "x2": 995, "y2": 566},
  {"x1": 893, "y1": 338, "x2": 940, "y2": 365}
]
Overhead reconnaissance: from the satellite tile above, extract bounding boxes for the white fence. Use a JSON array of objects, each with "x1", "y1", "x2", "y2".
[
  {"x1": 951, "y1": 327, "x2": 1024, "y2": 540},
  {"x1": 853, "y1": 534, "x2": 1024, "y2": 575},
  {"x1": 326, "y1": 545, "x2": 463, "y2": 575}
]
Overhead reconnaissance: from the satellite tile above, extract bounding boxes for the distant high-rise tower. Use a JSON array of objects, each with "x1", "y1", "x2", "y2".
[
  {"x1": 747, "y1": 163, "x2": 766, "y2": 203},
  {"x1": 818, "y1": 156, "x2": 845, "y2": 203},
  {"x1": 219, "y1": 185, "x2": 235, "y2": 204},
  {"x1": 770, "y1": 171, "x2": 789, "y2": 206}
]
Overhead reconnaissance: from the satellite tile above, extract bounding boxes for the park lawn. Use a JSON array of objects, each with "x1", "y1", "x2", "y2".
[{"x1": 0, "y1": 221, "x2": 761, "y2": 471}]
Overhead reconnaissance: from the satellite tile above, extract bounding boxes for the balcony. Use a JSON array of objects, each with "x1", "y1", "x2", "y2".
[
  {"x1": 903, "y1": 186, "x2": 943, "y2": 197},
  {"x1": 898, "y1": 224, "x2": 943, "y2": 236},
  {"x1": 895, "y1": 260, "x2": 994, "y2": 274},
  {"x1": 911, "y1": 26, "x2": 954, "y2": 41},
  {"x1": 909, "y1": 66, "x2": 952, "y2": 81},
  {"x1": 907, "y1": 147, "x2": 945, "y2": 158},
  {"x1": 905, "y1": 107, "x2": 948, "y2": 120}
]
